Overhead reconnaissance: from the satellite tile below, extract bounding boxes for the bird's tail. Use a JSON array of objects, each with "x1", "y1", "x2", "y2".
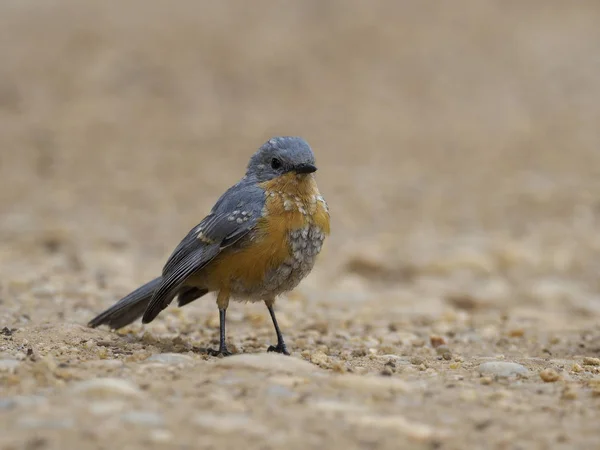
[{"x1": 88, "y1": 277, "x2": 162, "y2": 330}]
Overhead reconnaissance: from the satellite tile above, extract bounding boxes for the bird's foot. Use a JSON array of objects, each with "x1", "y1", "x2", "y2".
[
  {"x1": 267, "y1": 343, "x2": 290, "y2": 355},
  {"x1": 207, "y1": 347, "x2": 232, "y2": 357}
]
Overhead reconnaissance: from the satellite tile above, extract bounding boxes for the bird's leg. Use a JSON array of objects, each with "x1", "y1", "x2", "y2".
[
  {"x1": 208, "y1": 290, "x2": 232, "y2": 357},
  {"x1": 265, "y1": 299, "x2": 290, "y2": 355}
]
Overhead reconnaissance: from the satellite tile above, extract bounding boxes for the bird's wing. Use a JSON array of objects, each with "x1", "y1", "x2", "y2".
[{"x1": 142, "y1": 180, "x2": 265, "y2": 323}]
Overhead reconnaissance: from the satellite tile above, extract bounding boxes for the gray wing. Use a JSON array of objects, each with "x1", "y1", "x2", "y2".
[{"x1": 142, "y1": 180, "x2": 265, "y2": 323}]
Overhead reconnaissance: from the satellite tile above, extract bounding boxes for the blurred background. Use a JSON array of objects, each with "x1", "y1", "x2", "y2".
[
  {"x1": 2, "y1": 0, "x2": 600, "y2": 326},
  {"x1": 2, "y1": 1, "x2": 600, "y2": 448}
]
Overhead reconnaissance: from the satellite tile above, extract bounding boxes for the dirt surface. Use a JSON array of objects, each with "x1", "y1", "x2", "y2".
[{"x1": 2, "y1": 1, "x2": 600, "y2": 449}]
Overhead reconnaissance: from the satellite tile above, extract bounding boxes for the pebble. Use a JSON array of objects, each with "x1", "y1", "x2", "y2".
[
  {"x1": 309, "y1": 351, "x2": 329, "y2": 367},
  {"x1": 121, "y1": 411, "x2": 164, "y2": 426},
  {"x1": 478, "y1": 361, "x2": 528, "y2": 377},
  {"x1": 146, "y1": 353, "x2": 195, "y2": 365},
  {"x1": 410, "y1": 356, "x2": 425, "y2": 365},
  {"x1": 375, "y1": 355, "x2": 411, "y2": 365},
  {"x1": 583, "y1": 357, "x2": 600, "y2": 366},
  {"x1": 214, "y1": 353, "x2": 320, "y2": 375},
  {"x1": 71, "y1": 378, "x2": 144, "y2": 398},
  {"x1": 539, "y1": 368, "x2": 560, "y2": 382},
  {"x1": 430, "y1": 335, "x2": 446, "y2": 348},
  {"x1": 0, "y1": 359, "x2": 20, "y2": 373}
]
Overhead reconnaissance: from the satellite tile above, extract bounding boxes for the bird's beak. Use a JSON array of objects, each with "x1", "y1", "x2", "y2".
[{"x1": 294, "y1": 163, "x2": 317, "y2": 174}]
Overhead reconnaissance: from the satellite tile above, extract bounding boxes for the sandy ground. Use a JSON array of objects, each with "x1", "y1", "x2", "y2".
[{"x1": 2, "y1": 1, "x2": 600, "y2": 449}]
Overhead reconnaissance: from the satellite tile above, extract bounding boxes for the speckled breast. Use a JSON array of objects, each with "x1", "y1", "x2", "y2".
[
  {"x1": 217, "y1": 172, "x2": 330, "y2": 300},
  {"x1": 228, "y1": 222, "x2": 326, "y2": 299},
  {"x1": 261, "y1": 224, "x2": 326, "y2": 294}
]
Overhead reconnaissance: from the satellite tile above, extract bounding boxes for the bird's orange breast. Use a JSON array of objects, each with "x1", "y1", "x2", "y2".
[{"x1": 197, "y1": 173, "x2": 330, "y2": 291}]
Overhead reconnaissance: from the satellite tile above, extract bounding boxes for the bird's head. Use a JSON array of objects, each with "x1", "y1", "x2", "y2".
[{"x1": 246, "y1": 136, "x2": 317, "y2": 183}]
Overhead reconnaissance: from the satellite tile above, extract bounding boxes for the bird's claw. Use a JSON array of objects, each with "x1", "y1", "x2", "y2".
[
  {"x1": 208, "y1": 348, "x2": 232, "y2": 357},
  {"x1": 267, "y1": 344, "x2": 290, "y2": 355}
]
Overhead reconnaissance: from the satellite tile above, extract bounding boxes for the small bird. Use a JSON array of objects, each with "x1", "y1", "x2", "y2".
[{"x1": 88, "y1": 137, "x2": 330, "y2": 356}]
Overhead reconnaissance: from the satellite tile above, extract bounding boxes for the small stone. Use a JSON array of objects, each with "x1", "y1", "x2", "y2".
[
  {"x1": 442, "y1": 352, "x2": 453, "y2": 361},
  {"x1": 146, "y1": 353, "x2": 195, "y2": 365},
  {"x1": 430, "y1": 335, "x2": 446, "y2": 348},
  {"x1": 478, "y1": 361, "x2": 527, "y2": 378},
  {"x1": 480, "y1": 376, "x2": 493, "y2": 385},
  {"x1": 539, "y1": 368, "x2": 560, "y2": 382},
  {"x1": 508, "y1": 329, "x2": 525, "y2": 338},
  {"x1": 331, "y1": 361, "x2": 347, "y2": 373},
  {"x1": 214, "y1": 353, "x2": 319, "y2": 375},
  {"x1": 0, "y1": 359, "x2": 20, "y2": 373},
  {"x1": 410, "y1": 356, "x2": 424, "y2": 366},
  {"x1": 71, "y1": 378, "x2": 144, "y2": 398},
  {"x1": 572, "y1": 363, "x2": 583, "y2": 373},
  {"x1": 583, "y1": 357, "x2": 600, "y2": 366},
  {"x1": 380, "y1": 367, "x2": 393, "y2": 376},
  {"x1": 310, "y1": 351, "x2": 329, "y2": 367},
  {"x1": 121, "y1": 411, "x2": 164, "y2": 426}
]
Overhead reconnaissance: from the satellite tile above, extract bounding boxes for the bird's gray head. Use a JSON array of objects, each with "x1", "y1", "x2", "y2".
[{"x1": 246, "y1": 136, "x2": 317, "y2": 182}]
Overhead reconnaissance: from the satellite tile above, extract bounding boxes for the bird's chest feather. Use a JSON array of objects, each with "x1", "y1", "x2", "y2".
[{"x1": 208, "y1": 173, "x2": 330, "y2": 292}]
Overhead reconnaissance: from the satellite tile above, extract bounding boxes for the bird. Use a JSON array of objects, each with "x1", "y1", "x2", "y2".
[{"x1": 88, "y1": 136, "x2": 330, "y2": 356}]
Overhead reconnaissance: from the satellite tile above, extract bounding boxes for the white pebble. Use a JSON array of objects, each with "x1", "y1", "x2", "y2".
[{"x1": 478, "y1": 361, "x2": 528, "y2": 377}]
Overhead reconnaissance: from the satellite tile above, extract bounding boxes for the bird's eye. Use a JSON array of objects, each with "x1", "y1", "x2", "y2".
[{"x1": 271, "y1": 158, "x2": 282, "y2": 169}]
